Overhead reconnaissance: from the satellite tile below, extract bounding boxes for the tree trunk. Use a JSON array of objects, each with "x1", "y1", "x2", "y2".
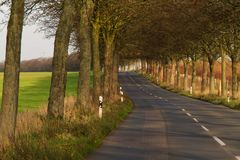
[
  {"x1": 147, "y1": 59, "x2": 150, "y2": 74},
  {"x1": 112, "y1": 52, "x2": 120, "y2": 101},
  {"x1": 0, "y1": 0, "x2": 24, "y2": 146},
  {"x1": 184, "y1": 60, "x2": 189, "y2": 91},
  {"x1": 176, "y1": 60, "x2": 181, "y2": 89},
  {"x1": 151, "y1": 60, "x2": 154, "y2": 76},
  {"x1": 103, "y1": 33, "x2": 115, "y2": 102},
  {"x1": 221, "y1": 47, "x2": 226, "y2": 97},
  {"x1": 163, "y1": 64, "x2": 167, "y2": 83},
  {"x1": 76, "y1": 0, "x2": 94, "y2": 107},
  {"x1": 192, "y1": 60, "x2": 196, "y2": 95},
  {"x1": 154, "y1": 60, "x2": 158, "y2": 81},
  {"x1": 48, "y1": 0, "x2": 75, "y2": 119},
  {"x1": 232, "y1": 56, "x2": 238, "y2": 99},
  {"x1": 143, "y1": 59, "x2": 147, "y2": 73},
  {"x1": 209, "y1": 60, "x2": 215, "y2": 95},
  {"x1": 92, "y1": 14, "x2": 101, "y2": 103},
  {"x1": 170, "y1": 60, "x2": 176, "y2": 86},
  {"x1": 201, "y1": 57, "x2": 208, "y2": 95},
  {"x1": 155, "y1": 61, "x2": 158, "y2": 82},
  {"x1": 167, "y1": 64, "x2": 171, "y2": 85},
  {"x1": 159, "y1": 62, "x2": 163, "y2": 83}
]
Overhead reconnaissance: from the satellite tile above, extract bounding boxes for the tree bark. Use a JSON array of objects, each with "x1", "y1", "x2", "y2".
[
  {"x1": 192, "y1": 59, "x2": 197, "y2": 95},
  {"x1": 163, "y1": 63, "x2": 167, "y2": 83},
  {"x1": 201, "y1": 57, "x2": 208, "y2": 95},
  {"x1": 103, "y1": 32, "x2": 115, "y2": 102},
  {"x1": 0, "y1": 0, "x2": 24, "y2": 146},
  {"x1": 170, "y1": 60, "x2": 176, "y2": 86},
  {"x1": 112, "y1": 52, "x2": 120, "y2": 101},
  {"x1": 92, "y1": 12, "x2": 101, "y2": 103},
  {"x1": 232, "y1": 55, "x2": 238, "y2": 99},
  {"x1": 142, "y1": 59, "x2": 147, "y2": 73},
  {"x1": 159, "y1": 62, "x2": 163, "y2": 83},
  {"x1": 147, "y1": 59, "x2": 150, "y2": 74},
  {"x1": 48, "y1": 0, "x2": 75, "y2": 119},
  {"x1": 167, "y1": 64, "x2": 171, "y2": 85},
  {"x1": 176, "y1": 60, "x2": 181, "y2": 89},
  {"x1": 221, "y1": 47, "x2": 226, "y2": 97},
  {"x1": 76, "y1": 0, "x2": 94, "y2": 107},
  {"x1": 208, "y1": 59, "x2": 215, "y2": 95},
  {"x1": 150, "y1": 60, "x2": 154, "y2": 76},
  {"x1": 184, "y1": 60, "x2": 189, "y2": 91}
]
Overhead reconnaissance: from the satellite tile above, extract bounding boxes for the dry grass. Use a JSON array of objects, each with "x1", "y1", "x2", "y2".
[
  {"x1": 0, "y1": 97, "x2": 133, "y2": 160},
  {"x1": 16, "y1": 96, "x2": 81, "y2": 137}
]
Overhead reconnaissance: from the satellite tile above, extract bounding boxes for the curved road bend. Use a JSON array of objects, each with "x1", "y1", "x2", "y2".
[{"x1": 87, "y1": 72, "x2": 240, "y2": 160}]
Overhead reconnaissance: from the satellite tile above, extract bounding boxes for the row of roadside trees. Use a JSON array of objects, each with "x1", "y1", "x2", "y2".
[
  {"x1": 119, "y1": 0, "x2": 240, "y2": 99},
  {"x1": 0, "y1": 0, "x2": 155, "y2": 147},
  {"x1": 1, "y1": 0, "x2": 240, "y2": 148}
]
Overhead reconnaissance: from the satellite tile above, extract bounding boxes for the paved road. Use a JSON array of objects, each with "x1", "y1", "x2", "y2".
[{"x1": 87, "y1": 72, "x2": 240, "y2": 160}]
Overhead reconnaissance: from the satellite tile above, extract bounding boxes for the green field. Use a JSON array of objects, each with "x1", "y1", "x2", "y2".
[{"x1": 0, "y1": 72, "x2": 81, "y2": 111}]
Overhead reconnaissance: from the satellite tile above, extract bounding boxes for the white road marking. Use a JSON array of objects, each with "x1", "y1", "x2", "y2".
[
  {"x1": 213, "y1": 136, "x2": 226, "y2": 146},
  {"x1": 186, "y1": 113, "x2": 192, "y2": 117},
  {"x1": 193, "y1": 118, "x2": 199, "y2": 123},
  {"x1": 158, "y1": 97, "x2": 162, "y2": 99},
  {"x1": 182, "y1": 109, "x2": 186, "y2": 112},
  {"x1": 201, "y1": 125, "x2": 209, "y2": 132},
  {"x1": 235, "y1": 156, "x2": 240, "y2": 160},
  {"x1": 155, "y1": 95, "x2": 158, "y2": 98}
]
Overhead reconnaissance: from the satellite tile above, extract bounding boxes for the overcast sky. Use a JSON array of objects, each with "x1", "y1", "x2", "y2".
[{"x1": 0, "y1": 23, "x2": 54, "y2": 62}]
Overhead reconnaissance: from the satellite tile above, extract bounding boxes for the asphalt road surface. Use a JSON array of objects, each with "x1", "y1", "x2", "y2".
[{"x1": 87, "y1": 72, "x2": 240, "y2": 160}]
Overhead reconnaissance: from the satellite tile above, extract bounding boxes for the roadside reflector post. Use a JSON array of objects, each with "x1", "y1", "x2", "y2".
[
  {"x1": 190, "y1": 86, "x2": 193, "y2": 95},
  {"x1": 120, "y1": 87, "x2": 124, "y2": 102},
  {"x1": 227, "y1": 90, "x2": 230, "y2": 103},
  {"x1": 99, "y1": 96, "x2": 103, "y2": 119}
]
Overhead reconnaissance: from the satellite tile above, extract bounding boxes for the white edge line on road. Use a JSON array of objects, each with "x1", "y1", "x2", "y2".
[
  {"x1": 186, "y1": 113, "x2": 192, "y2": 117},
  {"x1": 235, "y1": 156, "x2": 240, "y2": 160},
  {"x1": 213, "y1": 136, "x2": 226, "y2": 146},
  {"x1": 193, "y1": 118, "x2": 199, "y2": 123},
  {"x1": 201, "y1": 125, "x2": 209, "y2": 132},
  {"x1": 182, "y1": 109, "x2": 186, "y2": 112}
]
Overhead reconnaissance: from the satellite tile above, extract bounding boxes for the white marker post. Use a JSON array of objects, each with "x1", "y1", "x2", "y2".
[
  {"x1": 99, "y1": 96, "x2": 103, "y2": 119},
  {"x1": 120, "y1": 87, "x2": 124, "y2": 102},
  {"x1": 227, "y1": 90, "x2": 230, "y2": 103},
  {"x1": 190, "y1": 86, "x2": 193, "y2": 95}
]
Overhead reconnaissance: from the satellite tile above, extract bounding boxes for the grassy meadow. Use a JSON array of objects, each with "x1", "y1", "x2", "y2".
[{"x1": 0, "y1": 72, "x2": 82, "y2": 111}]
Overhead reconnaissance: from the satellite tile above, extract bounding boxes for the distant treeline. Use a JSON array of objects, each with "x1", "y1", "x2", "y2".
[{"x1": 0, "y1": 53, "x2": 80, "y2": 72}]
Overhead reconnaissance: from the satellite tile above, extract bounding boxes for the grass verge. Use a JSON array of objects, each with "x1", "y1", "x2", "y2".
[
  {"x1": 140, "y1": 73, "x2": 240, "y2": 110},
  {"x1": 0, "y1": 72, "x2": 86, "y2": 111},
  {"x1": 0, "y1": 98, "x2": 133, "y2": 160}
]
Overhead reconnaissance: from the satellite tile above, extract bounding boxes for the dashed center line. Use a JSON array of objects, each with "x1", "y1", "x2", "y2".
[
  {"x1": 129, "y1": 76, "x2": 239, "y2": 160},
  {"x1": 201, "y1": 125, "x2": 209, "y2": 132},
  {"x1": 193, "y1": 118, "x2": 199, "y2": 123},
  {"x1": 213, "y1": 136, "x2": 226, "y2": 146}
]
